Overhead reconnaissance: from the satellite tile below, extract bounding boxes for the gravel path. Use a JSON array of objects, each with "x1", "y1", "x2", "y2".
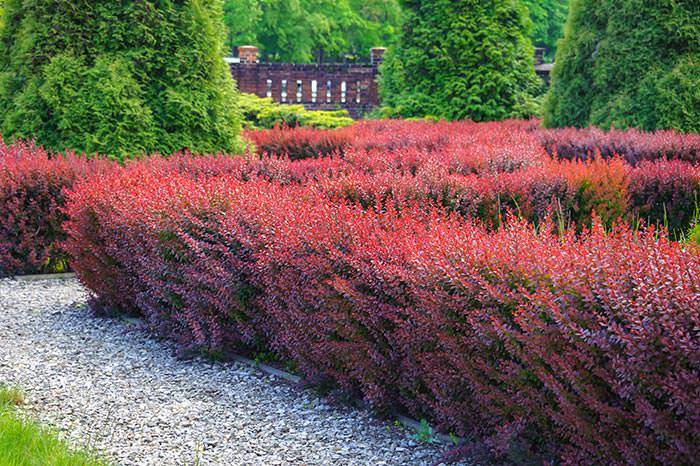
[{"x1": 0, "y1": 278, "x2": 465, "y2": 466}]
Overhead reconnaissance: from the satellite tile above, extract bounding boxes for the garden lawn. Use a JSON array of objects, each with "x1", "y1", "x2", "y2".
[{"x1": 0, "y1": 385, "x2": 106, "y2": 466}]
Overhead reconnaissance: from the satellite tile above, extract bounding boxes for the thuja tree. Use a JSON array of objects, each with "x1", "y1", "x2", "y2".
[
  {"x1": 543, "y1": 0, "x2": 700, "y2": 132},
  {"x1": 379, "y1": 0, "x2": 542, "y2": 121},
  {"x1": 522, "y1": 0, "x2": 569, "y2": 61},
  {"x1": 0, "y1": 0, "x2": 243, "y2": 159}
]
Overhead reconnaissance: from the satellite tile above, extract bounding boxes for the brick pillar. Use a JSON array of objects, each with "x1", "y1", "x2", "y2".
[
  {"x1": 238, "y1": 46, "x2": 259, "y2": 64},
  {"x1": 370, "y1": 47, "x2": 387, "y2": 66}
]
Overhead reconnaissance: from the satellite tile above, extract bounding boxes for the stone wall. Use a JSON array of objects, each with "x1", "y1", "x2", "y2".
[
  {"x1": 231, "y1": 63, "x2": 380, "y2": 118},
  {"x1": 230, "y1": 46, "x2": 552, "y2": 118}
]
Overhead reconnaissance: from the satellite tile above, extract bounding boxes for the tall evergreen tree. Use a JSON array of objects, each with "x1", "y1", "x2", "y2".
[
  {"x1": 222, "y1": 0, "x2": 402, "y2": 63},
  {"x1": 379, "y1": 0, "x2": 542, "y2": 121},
  {"x1": 0, "y1": 0, "x2": 243, "y2": 159},
  {"x1": 522, "y1": 0, "x2": 568, "y2": 61},
  {"x1": 543, "y1": 0, "x2": 700, "y2": 132}
]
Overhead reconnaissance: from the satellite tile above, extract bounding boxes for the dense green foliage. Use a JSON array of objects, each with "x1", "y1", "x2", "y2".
[
  {"x1": 379, "y1": 0, "x2": 542, "y2": 121},
  {"x1": 223, "y1": 0, "x2": 403, "y2": 62},
  {"x1": 543, "y1": 0, "x2": 700, "y2": 132},
  {"x1": 239, "y1": 93, "x2": 353, "y2": 129},
  {"x1": 523, "y1": 0, "x2": 568, "y2": 61},
  {"x1": 222, "y1": 0, "x2": 567, "y2": 64},
  {"x1": 0, "y1": 0, "x2": 243, "y2": 160}
]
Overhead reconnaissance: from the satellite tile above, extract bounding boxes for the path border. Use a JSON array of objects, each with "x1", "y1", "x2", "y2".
[
  {"x1": 11, "y1": 273, "x2": 76, "y2": 282},
  {"x1": 232, "y1": 354, "x2": 460, "y2": 445}
]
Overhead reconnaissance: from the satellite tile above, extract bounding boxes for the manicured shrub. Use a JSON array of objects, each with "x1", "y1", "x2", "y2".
[
  {"x1": 562, "y1": 155, "x2": 630, "y2": 229},
  {"x1": 62, "y1": 167, "x2": 268, "y2": 335},
  {"x1": 399, "y1": 220, "x2": 699, "y2": 464},
  {"x1": 64, "y1": 170, "x2": 700, "y2": 465},
  {"x1": 379, "y1": 0, "x2": 542, "y2": 121},
  {"x1": 245, "y1": 125, "x2": 352, "y2": 159},
  {"x1": 5, "y1": 120, "x2": 699, "y2": 279},
  {"x1": 629, "y1": 160, "x2": 700, "y2": 234},
  {"x1": 344, "y1": 119, "x2": 455, "y2": 154},
  {"x1": 244, "y1": 119, "x2": 542, "y2": 163},
  {"x1": 0, "y1": 0, "x2": 243, "y2": 159},
  {"x1": 543, "y1": 0, "x2": 700, "y2": 132},
  {"x1": 0, "y1": 140, "x2": 108, "y2": 276},
  {"x1": 534, "y1": 126, "x2": 700, "y2": 165},
  {"x1": 239, "y1": 93, "x2": 354, "y2": 130}
]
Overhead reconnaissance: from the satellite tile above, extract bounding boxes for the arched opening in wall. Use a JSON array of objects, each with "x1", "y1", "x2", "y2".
[
  {"x1": 356, "y1": 82, "x2": 361, "y2": 104},
  {"x1": 326, "y1": 80, "x2": 332, "y2": 103},
  {"x1": 311, "y1": 80, "x2": 318, "y2": 103},
  {"x1": 296, "y1": 80, "x2": 303, "y2": 102},
  {"x1": 341, "y1": 81, "x2": 347, "y2": 103},
  {"x1": 281, "y1": 80, "x2": 288, "y2": 103},
  {"x1": 266, "y1": 79, "x2": 272, "y2": 98}
]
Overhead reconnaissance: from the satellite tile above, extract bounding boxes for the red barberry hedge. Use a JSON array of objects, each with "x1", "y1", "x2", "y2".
[
  {"x1": 243, "y1": 121, "x2": 700, "y2": 234},
  {"x1": 246, "y1": 120, "x2": 700, "y2": 167},
  {"x1": 4, "y1": 119, "x2": 700, "y2": 276},
  {"x1": 245, "y1": 125, "x2": 351, "y2": 160},
  {"x1": 0, "y1": 140, "x2": 111, "y2": 276},
  {"x1": 63, "y1": 166, "x2": 700, "y2": 465},
  {"x1": 534, "y1": 126, "x2": 700, "y2": 165}
]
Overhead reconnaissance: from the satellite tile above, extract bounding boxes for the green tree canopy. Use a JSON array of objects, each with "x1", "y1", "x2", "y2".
[
  {"x1": 0, "y1": 0, "x2": 243, "y2": 159},
  {"x1": 522, "y1": 0, "x2": 568, "y2": 61},
  {"x1": 543, "y1": 0, "x2": 700, "y2": 132},
  {"x1": 222, "y1": 0, "x2": 564, "y2": 63},
  {"x1": 379, "y1": 0, "x2": 542, "y2": 121},
  {"x1": 223, "y1": 0, "x2": 403, "y2": 62}
]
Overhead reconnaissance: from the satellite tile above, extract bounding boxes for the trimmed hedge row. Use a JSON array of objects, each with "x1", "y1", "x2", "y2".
[
  {"x1": 535, "y1": 126, "x2": 700, "y2": 165},
  {"x1": 63, "y1": 167, "x2": 700, "y2": 464},
  {"x1": 244, "y1": 121, "x2": 700, "y2": 234},
  {"x1": 0, "y1": 140, "x2": 111, "y2": 276},
  {"x1": 239, "y1": 93, "x2": 354, "y2": 130},
  {"x1": 247, "y1": 120, "x2": 700, "y2": 166},
  {"x1": 3, "y1": 119, "x2": 700, "y2": 275},
  {"x1": 319, "y1": 155, "x2": 700, "y2": 235}
]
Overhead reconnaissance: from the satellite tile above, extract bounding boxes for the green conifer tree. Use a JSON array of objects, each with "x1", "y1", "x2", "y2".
[
  {"x1": 0, "y1": 0, "x2": 243, "y2": 159},
  {"x1": 379, "y1": 0, "x2": 542, "y2": 121},
  {"x1": 543, "y1": 0, "x2": 700, "y2": 132}
]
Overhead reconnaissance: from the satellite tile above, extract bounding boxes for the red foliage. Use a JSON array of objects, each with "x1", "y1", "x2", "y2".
[
  {"x1": 2, "y1": 119, "x2": 697, "y2": 461},
  {"x1": 245, "y1": 125, "x2": 351, "y2": 160},
  {"x1": 535, "y1": 126, "x2": 700, "y2": 165},
  {"x1": 5, "y1": 120, "x2": 700, "y2": 276},
  {"x1": 629, "y1": 160, "x2": 700, "y2": 232},
  {"x1": 243, "y1": 121, "x2": 699, "y2": 233},
  {"x1": 0, "y1": 140, "x2": 110, "y2": 276},
  {"x1": 64, "y1": 168, "x2": 700, "y2": 465}
]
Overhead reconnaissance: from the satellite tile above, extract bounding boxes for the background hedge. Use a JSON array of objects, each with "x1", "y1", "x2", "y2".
[
  {"x1": 239, "y1": 93, "x2": 354, "y2": 130},
  {"x1": 0, "y1": 0, "x2": 243, "y2": 160},
  {"x1": 543, "y1": 0, "x2": 700, "y2": 132}
]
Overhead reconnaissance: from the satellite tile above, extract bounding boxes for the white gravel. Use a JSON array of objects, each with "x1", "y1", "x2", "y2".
[{"x1": 0, "y1": 278, "x2": 468, "y2": 465}]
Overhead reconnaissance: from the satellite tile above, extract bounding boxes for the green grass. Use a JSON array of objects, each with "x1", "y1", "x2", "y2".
[{"x1": 0, "y1": 385, "x2": 107, "y2": 466}]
